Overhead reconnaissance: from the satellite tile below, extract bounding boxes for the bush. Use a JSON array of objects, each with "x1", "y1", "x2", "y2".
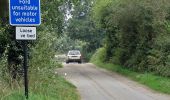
[{"x1": 91, "y1": 47, "x2": 107, "y2": 63}]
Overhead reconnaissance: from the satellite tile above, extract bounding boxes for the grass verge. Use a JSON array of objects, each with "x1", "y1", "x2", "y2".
[
  {"x1": 91, "y1": 48, "x2": 170, "y2": 94},
  {"x1": 0, "y1": 68, "x2": 80, "y2": 100}
]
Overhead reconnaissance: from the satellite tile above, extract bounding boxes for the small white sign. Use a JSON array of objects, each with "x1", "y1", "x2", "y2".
[{"x1": 16, "y1": 27, "x2": 36, "y2": 40}]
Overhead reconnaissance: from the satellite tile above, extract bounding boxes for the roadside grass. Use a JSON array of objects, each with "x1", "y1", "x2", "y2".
[
  {"x1": 91, "y1": 48, "x2": 170, "y2": 94},
  {"x1": 0, "y1": 68, "x2": 80, "y2": 100}
]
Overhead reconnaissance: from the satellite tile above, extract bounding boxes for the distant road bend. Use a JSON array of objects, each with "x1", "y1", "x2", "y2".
[{"x1": 57, "y1": 63, "x2": 170, "y2": 100}]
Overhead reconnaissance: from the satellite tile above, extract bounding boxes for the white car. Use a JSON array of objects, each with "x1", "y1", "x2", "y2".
[{"x1": 66, "y1": 50, "x2": 82, "y2": 64}]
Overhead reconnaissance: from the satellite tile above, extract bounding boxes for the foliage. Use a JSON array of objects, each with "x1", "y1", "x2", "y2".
[
  {"x1": 29, "y1": 30, "x2": 57, "y2": 70},
  {"x1": 54, "y1": 34, "x2": 86, "y2": 54},
  {"x1": 0, "y1": 0, "x2": 79, "y2": 100},
  {"x1": 90, "y1": 47, "x2": 106, "y2": 63},
  {"x1": 66, "y1": 0, "x2": 104, "y2": 61},
  {"x1": 0, "y1": 0, "x2": 80, "y2": 99},
  {"x1": 92, "y1": 0, "x2": 170, "y2": 77},
  {"x1": 0, "y1": 0, "x2": 65, "y2": 79}
]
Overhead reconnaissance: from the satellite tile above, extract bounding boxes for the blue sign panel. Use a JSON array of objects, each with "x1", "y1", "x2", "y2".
[{"x1": 9, "y1": 0, "x2": 41, "y2": 26}]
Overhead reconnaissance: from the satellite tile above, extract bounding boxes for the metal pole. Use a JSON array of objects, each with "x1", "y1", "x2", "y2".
[{"x1": 23, "y1": 41, "x2": 28, "y2": 99}]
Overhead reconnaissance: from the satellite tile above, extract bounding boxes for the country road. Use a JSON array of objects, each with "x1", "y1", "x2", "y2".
[{"x1": 57, "y1": 63, "x2": 170, "y2": 100}]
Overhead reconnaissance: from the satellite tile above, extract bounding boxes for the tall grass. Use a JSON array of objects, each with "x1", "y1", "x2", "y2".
[
  {"x1": 0, "y1": 52, "x2": 79, "y2": 100},
  {"x1": 0, "y1": 68, "x2": 80, "y2": 100}
]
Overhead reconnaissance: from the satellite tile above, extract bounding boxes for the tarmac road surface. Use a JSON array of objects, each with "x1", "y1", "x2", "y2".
[{"x1": 57, "y1": 63, "x2": 170, "y2": 100}]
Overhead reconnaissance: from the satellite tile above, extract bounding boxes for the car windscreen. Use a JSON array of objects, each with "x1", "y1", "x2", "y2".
[{"x1": 68, "y1": 51, "x2": 80, "y2": 55}]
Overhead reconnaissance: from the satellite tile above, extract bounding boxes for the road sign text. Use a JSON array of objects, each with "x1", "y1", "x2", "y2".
[
  {"x1": 9, "y1": 0, "x2": 41, "y2": 26},
  {"x1": 16, "y1": 27, "x2": 36, "y2": 40}
]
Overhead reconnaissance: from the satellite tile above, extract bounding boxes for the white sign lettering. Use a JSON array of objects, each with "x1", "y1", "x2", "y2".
[{"x1": 9, "y1": 0, "x2": 41, "y2": 26}]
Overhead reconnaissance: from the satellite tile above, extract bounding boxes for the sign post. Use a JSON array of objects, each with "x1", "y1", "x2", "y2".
[
  {"x1": 23, "y1": 40, "x2": 28, "y2": 99},
  {"x1": 9, "y1": 0, "x2": 41, "y2": 99}
]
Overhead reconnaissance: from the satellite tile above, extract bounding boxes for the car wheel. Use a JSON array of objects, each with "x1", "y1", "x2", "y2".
[
  {"x1": 78, "y1": 61, "x2": 82, "y2": 64},
  {"x1": 66, "y1": 61, "x2": 69, "y2": 64}
]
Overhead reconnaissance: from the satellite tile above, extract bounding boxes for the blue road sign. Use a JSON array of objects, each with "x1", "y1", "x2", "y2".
[{"x1": 9, "y1": 0, "x2": 41, "y2": 26}]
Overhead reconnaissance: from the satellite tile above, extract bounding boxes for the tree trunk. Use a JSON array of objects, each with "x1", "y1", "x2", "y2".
[{"x1": 0, "y1": 0, "x2": 8, "y2": 20}]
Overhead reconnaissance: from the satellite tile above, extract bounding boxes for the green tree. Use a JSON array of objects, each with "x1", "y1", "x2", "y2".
[{"x1": 66, "y1": 0, "x2": 104, "y2": 60}]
